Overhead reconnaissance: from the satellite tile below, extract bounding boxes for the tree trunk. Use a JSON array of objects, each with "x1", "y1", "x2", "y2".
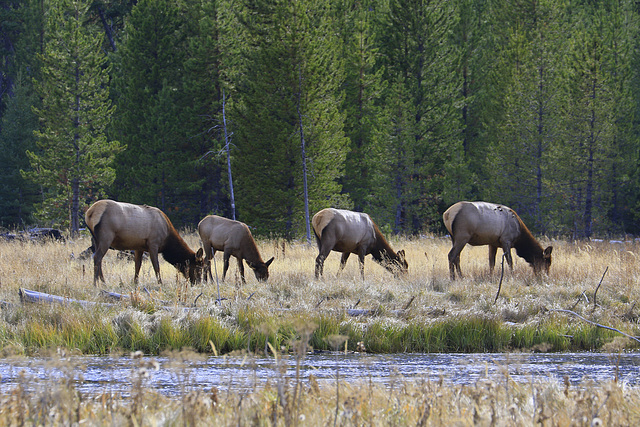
[
  {"x1": 297, "y1": 66, "x2": 311, "y2": 244},
  {"x1": 223, "y1": 90, "x2": 236, "y2": 220}
]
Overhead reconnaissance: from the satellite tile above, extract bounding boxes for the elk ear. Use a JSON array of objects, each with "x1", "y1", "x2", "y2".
[
  {"x1": 397, "y1": 250, "x2": 406, "y2": 261},
  {"x1": 265, "y1": 257, "x2": 274, "y2": 267},
  {"x1": 543, "y1": 246, "x2": 553, "y2": 258},
  {"x1": 196, "y1": 248, "x2": 204, "y2": 261}
]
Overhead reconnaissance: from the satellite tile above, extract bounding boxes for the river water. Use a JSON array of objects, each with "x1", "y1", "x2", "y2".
[{"x1": 1, "y1": 352, "x2": 639, "y2": 396}]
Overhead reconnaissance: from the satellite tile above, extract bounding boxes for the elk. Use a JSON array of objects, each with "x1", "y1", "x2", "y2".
[
  {"x1": 85, "y1": 200, "x2": 204, "y2": 286},
  {"x1": 443, "y1": 201, "x2": 552, "y2": 280},
  {"x1": 312, "y1": 208, "x2": 408, "y2": 278}
]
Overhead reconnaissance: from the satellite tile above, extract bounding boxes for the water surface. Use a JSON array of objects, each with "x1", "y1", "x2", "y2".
[{"x1": 1, "y1": 352, "x2": 638, "y2": 396}]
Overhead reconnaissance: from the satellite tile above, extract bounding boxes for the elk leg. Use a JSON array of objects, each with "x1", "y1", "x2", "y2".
[
  {"x1": 358, "y1": 250, "x2": 366, "y2": 279},
  {"x1": 202, "y1": 242, "x2": 213, "y2": 283},
  {"x1": 92, "y1": 244, "x2": 108, "y2": 286},
  {"x1": 237, "y1": 257, "x2": 246, "y2": 284},
  {"x1": 448, "y1": 242, "x2": 465, "y2": 280},
  {"x1": 207, "y1": 250, "x2": 216, "y2": 282},
  {"x1": 222, "y1": 250, "x2": 231, "y2": 281},
  {"x1": 502, "y1": 246, "x2": 514, "y2": 270},
  {"x1": 133, "y1": 250, "x2": 144, "y2": 283},
  {"x1": 339, "y1": 252, "x2": 350, "y2": 273},
  {"x1": 488, "y1": 245, "x2": 499, "y2": 274},
  {"x1": 315, "y1": 254, "x2": 326, "y2": 278},
  {"x1": 149, "y1": 249, "x2": 162, "y2": 284},
  {"x1": 315, "y1": 243, "x2": 333, "y2": 279}
]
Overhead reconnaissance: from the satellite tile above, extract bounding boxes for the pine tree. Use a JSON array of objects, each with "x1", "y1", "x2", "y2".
[
  {"x1": 335, "y1": 0, "x2": 386, "y2": 213},
  {"x1": 26, "y1": 0, "x2": 121, "y2": 235},
  {"x1": 180, "y1": 0, "x2": 239, "y2": 222},
  {"x1": 0, "y1": 0, "x2": 44, "y2": 227},
  {"x1": 111, "y1": 0, "x2": 187, "y2": 219},
  {"x1": 377, "y1": 0, "x2": 462, "y2": 233},
  {"x1": 451, "y1": 0, "x2": 505, "y2": 201},
  {"x1": 485, "y1": 0, "x2": 565, "y2": 233},
  {"x1": 0, "y1": 74, "x2": 39, "y2": 227},
  {"x1": 234, "y1": 0, "x2": 348, "y2": 238},
  {"x1": 366, "y1": 77, "x2": 416, "y2": 232},
  {"x1": 554, "y1": 1, "x2": 631, "y2": 238}
]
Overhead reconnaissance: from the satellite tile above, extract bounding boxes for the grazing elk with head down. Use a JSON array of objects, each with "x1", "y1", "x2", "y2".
[
  {"x1": 197, "y1": 215, "x2": 274, "y2": 284},
  {"x1": 85, "y1": 200, "x2": 204, "y2": 286},
  {"x1": 443, "y1": 201, "x2": 552, "y2": 280},
  {"x1": 312, "y1": 208, "x2": 408, "y2": 279}
]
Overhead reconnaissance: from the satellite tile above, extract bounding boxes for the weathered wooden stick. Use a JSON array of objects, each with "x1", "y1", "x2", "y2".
[
  {"x1": 21, "y1": 288, "x2": 107, "y2": 307},
  {"x1": 494, "y1": 253, "x2": 506, "y2": 304},
  {"x1": 403, "y1": 296, "x2": 416, "y2": 310},
  {"x1": 551, "y1": 308, "x2": 640, "y2": 344},
  {"x1": 20, "y1": 288, "x2": 193, "y2": 312},
  {"x1": 569, "y1": 291, "x2": 589, "y2": 311},
  {"x1": 593, "y1": 266, "x2": 608, "y2": 308}
]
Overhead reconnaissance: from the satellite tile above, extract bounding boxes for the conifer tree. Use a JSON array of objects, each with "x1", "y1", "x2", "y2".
[
  {"x1": 0, "y1": 75, "x2": 39, "y2": 227},
  {"x1": 335, "y1": 0, "x2": 386, "y2": 213},
  {"x1": 111, "y1": 0, "x2": 188, "y2": 221},
  {"x1": 180, "y1": 0, "x2": 238, "y2": 221},
  {"x1": 0, "y1": 0, "x2": 43, "y2": 227},
  {"x1": 486, "y1": 0, "x2": 565, "y2": 233},
  {"x1": 234, "y1": 0, "x2": 348, "y2": 238},
  {"x1": 377, "y1": 0, "x2": 462, "y2": 233},
  {"x1": 554, "y1": 2, "x2": 632, "y2": 237},
  {"x1": 26, "y1": 0, "x2": 121, "y2": 235}
]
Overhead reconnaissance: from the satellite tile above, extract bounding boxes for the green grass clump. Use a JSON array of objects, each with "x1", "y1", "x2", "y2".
[
  {"x1": 188, "y1": 316, "x2": 245, "y2": 353},
  {"x1": 0, "y1": 303, "x2": 632, "y2": 355}
]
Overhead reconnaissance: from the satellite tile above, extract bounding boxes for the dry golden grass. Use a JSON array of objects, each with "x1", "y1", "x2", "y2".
[
  {"x1": 1, "y1": 232, "x2": 640, "y2": 345},
  {"x1": 2, "y1": 232, "x2": 640, "y2": 425}
]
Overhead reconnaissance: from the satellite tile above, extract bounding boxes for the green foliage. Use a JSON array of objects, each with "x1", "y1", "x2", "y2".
[
  {"x1": 486, "y1": 0, "x2": 565, "y2": 233},
  {"x1": 233, "y1": 0, "x2": 349, "y2": 238},
  {"x1": 376, "y1": 0, "x2": 463, "y2": 234},
  {"x1": 2, "y1": 0, "x2": 640, "y2": 236},
  {"x1": 111, "y1": 0, "x2": 231, "y2": 226},
  {"x1": 0, "y1": 75, "x2": 39, "y2": 227},
  {"x1": 25, "y1": 0, "x2": 121, "y2": 233},
  {"x1": 338, "y1": 0, "x2": 387, "y2": 212}
]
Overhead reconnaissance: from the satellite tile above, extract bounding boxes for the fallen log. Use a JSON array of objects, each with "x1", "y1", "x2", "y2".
[
  {"x1": 19, "y1": 288, "x2": 193, "y2": 312},
  {"x1": 19, "y1": 288, "x2": 111, "y2": 308},
  {"x1": 99, "y1": 289, "x2": 130, "y2": 302},
  {"x1": 346, "y1": 306, "x2": 445, "y2": 317}
]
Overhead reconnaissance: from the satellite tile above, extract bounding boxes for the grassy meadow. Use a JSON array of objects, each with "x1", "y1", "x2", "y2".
[
  {"x1": 1, "y1": 231, "x2": 640, "y2": 355},
  {"x1": 2, "y1": 231, "x2": 640, "y2": 425}
]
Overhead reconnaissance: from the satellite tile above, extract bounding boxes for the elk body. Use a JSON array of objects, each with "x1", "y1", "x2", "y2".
[
  {"x1": 443, "y1": 201, "x2": 552, "y2": 280},
  {"x1": 312, "y1": 208, "x2": 408, "y2": 278},
  {"x1": 85, "y1": 200, "x2": 204, "y2": 286},
  {"x1": 197, "y1": 215, "x2": 274, "y2": 284}
]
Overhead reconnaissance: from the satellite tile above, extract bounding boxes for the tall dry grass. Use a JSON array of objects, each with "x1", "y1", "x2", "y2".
[
  {"x1": 1, "y1": 348, "x2": 640, "y2": 426},
  {"x1": 0, "y1": 231, "x2": 639, "y2": 354},
  {"x1": 2, "y1": 232, "x2": 640, "y2": 424}
]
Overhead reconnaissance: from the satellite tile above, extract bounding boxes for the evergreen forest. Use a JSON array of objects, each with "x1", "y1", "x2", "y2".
[{"x1": 2, "y1": 0, "x2": 640, "y2": 240}]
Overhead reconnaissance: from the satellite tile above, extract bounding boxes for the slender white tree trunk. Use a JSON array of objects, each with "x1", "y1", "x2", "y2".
[
  {"x1": 223, "y1": 90, "x2": 236, "y2": 220},
  {"x1": 297, "y1": 67, "x2": 311, "y2": 243}
]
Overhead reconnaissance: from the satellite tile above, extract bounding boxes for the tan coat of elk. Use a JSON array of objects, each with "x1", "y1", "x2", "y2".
[
  {"x1": 197, "y1": 215, "x2": 274, "y2": 284},
  {"x1": 312, "y1": 208, "x2": 408, "y2": 279},
  {"x1": 85, "y1": 200, "x2": 204, "y2": 286},
  {"x1": 443, "y1": 201, "x2": 552, "y2": 280}
]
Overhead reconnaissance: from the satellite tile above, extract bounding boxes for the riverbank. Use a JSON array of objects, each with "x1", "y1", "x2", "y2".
[
  {"x1": 1, "y1": 350, "x2": 639, "y2": 426},
  {"x1": 0, "y1": 233, "x2": 638, "y2": 355}
]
